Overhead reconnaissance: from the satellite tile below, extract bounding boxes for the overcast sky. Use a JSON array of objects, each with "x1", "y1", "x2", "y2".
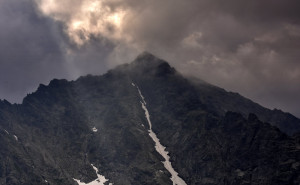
[{"x1": 0, "y1": 0, "x2": 300, "y2": 117}]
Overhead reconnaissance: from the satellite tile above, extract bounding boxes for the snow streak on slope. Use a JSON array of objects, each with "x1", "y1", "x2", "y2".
[
  {"x1": 133, "y1": 83, "x2": 187, "y2": 185},
  {"x1": 74, "y1": 164, "x2": 112, "y2": 185},
  {"x1": 92, "y1": 127, "x2": 98, "y2": 132}
]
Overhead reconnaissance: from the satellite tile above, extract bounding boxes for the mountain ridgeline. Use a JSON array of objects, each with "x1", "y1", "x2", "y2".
[{"x1": 0, "y1": 52, "x2": 300, "y2": 185}]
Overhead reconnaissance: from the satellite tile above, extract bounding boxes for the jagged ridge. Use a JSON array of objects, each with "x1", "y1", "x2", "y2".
[{"x1": 0, "y1": 52, "x2": 299, "y2": 185}]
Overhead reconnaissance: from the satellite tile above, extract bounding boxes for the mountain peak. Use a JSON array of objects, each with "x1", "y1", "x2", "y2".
[
  {"x1": 133, "y1": 51, "x2": 164, "y2": 66},
  {"x1": 135, "y1": 51, "x2": 157, "y2": 61},
  {"x1": 110, "y1": 52, "x2": 175, "y2": 77},
  {"x1": 1, "y1": 51, "x2": 300, "y2": 185},
  {"x1": 129, "y1": 52, "x2": 176, "y2": 76}
]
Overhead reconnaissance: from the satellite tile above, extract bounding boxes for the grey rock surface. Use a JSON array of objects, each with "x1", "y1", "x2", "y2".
[{"x1": 0, "y1": 52, "x2": 299, "y2": 184}]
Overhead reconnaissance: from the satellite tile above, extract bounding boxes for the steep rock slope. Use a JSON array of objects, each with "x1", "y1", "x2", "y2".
[
  {"x1": 0, "y1": 52, "x2": 299, "y2": 185},
  {"x1": 190, "y1": 78, "x2": 300, "y2": 135}
]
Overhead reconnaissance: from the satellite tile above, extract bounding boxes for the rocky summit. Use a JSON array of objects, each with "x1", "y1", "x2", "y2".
[{"x1": 0, "y1": 52, "x2": 300, "y2": 185}]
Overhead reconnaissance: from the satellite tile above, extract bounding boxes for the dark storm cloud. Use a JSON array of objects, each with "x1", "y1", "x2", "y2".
[
  {"x1": 0, "y1": 0, "x2": 115, "y2": 103},
  {"x1": 0, "y1": 0, "x2": 67, "y2": 102},
  {"x1": 0, "y1": 0, "x2": 300, "y2": 117},
  {"x1": 117, "y1": 0, "x2": 300, "y2": 117},
  {"x1": 63, "y1": 36, "x2": 116, "y2": 78}
]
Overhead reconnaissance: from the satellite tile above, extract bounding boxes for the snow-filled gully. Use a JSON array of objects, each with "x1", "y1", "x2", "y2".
[
  {"x1": 74, "y1": 164, "x2": 112, "y2": 185},
  {"x1": 132, "y1": 83, "x2": 187, "y2": 185}
]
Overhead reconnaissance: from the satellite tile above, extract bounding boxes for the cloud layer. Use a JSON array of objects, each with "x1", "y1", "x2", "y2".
[{"x1": 0, "y1": 0, "x2": 300, "y2": 117}]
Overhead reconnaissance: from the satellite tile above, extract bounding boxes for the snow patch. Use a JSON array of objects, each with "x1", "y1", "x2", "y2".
[
  {"x1": 74, "y1": 164, "x2": 112, "y2": 185},
  {"x1": 235, "y1": 169, "x2": 245, "y2": 177},
  {"x1": 3, "y1": 129, "x2": 9, "y2": 135},
  {"x1": 92, "y1": 127, "x2": 98, "y2": 132},
  {"x1": 134, "y1": 84, "x2": 187, "y2": 185},
  {"x1": 131, "y1": 83, "x2": 135, "y2": 87},
  {"x1": 13, "y1": 135, "x2": 18, "y2": 141}
]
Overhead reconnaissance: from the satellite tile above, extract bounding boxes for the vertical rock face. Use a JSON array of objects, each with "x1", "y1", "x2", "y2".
[{"x1": 0, "y1": 52, "x2": 299, "y2": 185}]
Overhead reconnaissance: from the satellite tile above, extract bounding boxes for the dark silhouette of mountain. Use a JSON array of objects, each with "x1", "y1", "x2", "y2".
[{"x1": 0, "y1": 52, "x2": 299, "y2": 185}]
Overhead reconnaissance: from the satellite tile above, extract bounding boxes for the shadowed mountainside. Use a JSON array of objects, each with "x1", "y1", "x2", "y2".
[{"x1": 0, "y1": 52, "x2": 299, "y2": 185}]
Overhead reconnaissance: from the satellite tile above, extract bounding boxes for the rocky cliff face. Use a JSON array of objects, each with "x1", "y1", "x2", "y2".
[{"x1": 0, "y1": 52, "x2": 299, "y2": 185}]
